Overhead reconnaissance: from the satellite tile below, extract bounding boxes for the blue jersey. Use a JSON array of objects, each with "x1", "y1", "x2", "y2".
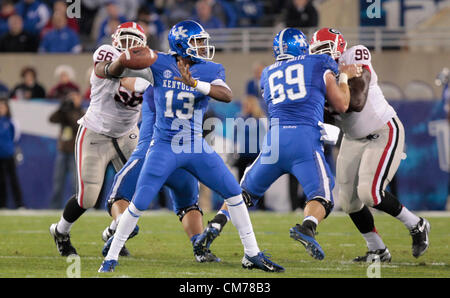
[
  {"x1": 107, "y1": 85, "x2": 202, "y2": 215},
  {"x1": 139, "y1": 86, "x2": 156, "y2": 145},
  {"x1": 150, "y1": 52, "x2": 226, "y2": 143},
  {"x1": 260, "y1": 54, "x2": 338, "y2": 127}
]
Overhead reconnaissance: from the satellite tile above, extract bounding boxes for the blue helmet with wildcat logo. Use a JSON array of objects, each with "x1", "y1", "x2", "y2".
[
  {"x1": 273, "y1": 28, "x2": 309, "y2": 61},
  {"x1": 168, "y1": 20, "x2": 215, "y2": 63}
]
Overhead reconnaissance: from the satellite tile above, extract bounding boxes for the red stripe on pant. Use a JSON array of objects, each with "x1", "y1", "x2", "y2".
[
  {"x1": 77, "y1": 127, "x2": 87, "y2": 208},
  {"x1": 371, "y1": 121, "x2": 394, "y2": 205}
]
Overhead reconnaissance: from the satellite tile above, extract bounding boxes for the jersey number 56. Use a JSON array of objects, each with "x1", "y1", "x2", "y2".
[{"x1": 268, "y1": 64, "x2": 307, "y2": 105}]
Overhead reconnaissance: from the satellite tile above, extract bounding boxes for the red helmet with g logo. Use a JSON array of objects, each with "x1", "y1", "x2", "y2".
[
  {"x1": 309, "y1": 28, "x2": 347, "y2": 60},
  {"x1": 112, "y1": 22, "x2": 147, "y2": 52}
]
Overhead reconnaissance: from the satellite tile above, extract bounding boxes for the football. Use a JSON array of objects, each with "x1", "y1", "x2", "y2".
[{"x1": 119, "y1": 46, "x2": 157, "y2": 69}]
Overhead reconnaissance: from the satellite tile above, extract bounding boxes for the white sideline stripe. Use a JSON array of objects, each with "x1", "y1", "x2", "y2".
[
  {"x1": 0, "y1": 210, "x2": 450, "y2": 217},
  {"x1": 315, "y1": 151, "x2": 331, "y2": 201},
  {"x1": 109, "y1": 158, "x2": 139, "y2": 199},
  {"x1": 0, "y1": 255, "x2": 444, "y2": 268}
]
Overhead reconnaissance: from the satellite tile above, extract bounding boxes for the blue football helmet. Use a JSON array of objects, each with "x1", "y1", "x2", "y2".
[
  {"x1": 168, "y1": 20, "x2": 215, "y2": 63},
  {"x1": 273, "y1": 28, "x2": 309, "y2": 61}
]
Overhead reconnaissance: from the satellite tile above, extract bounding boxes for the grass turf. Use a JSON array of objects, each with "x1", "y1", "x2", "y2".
[{"x1": 0, "y1": 210, "x2": 448, "y2": 278}]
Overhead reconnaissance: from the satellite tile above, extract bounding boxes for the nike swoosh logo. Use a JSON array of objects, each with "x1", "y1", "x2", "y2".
[{"x1": 262, "y1": 261, "x2": 274, "y2": 271}]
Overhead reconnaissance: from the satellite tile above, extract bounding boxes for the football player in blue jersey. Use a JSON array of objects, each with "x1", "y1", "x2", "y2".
[
  {"x1": 96, "y1": 20, "x2": 284, "y2": 273},
  {"x1": 101, "y1": 84, "x2": 221, "y2": 263},
  {"x1": 239, "y1": 28, "x2": 363, "y2": 260}
]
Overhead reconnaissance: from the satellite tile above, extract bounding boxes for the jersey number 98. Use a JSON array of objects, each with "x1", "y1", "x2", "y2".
[{"x1": 268, "y1": 64, "x2": 307, "y2": 105}]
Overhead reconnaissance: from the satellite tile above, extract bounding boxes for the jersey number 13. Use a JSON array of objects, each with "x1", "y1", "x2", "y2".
[{"x1": 164, "y1": 90, "x2": 195, "y2": 119}]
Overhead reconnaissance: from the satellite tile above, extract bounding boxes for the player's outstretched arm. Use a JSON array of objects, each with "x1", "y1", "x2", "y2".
[
  {"x1": 174, "y1": 59, "x2": 233, "y2": 103},
  {"x1": 325, "y1": 64, "x2": 362, "y2": 113},
  {"x1": 347, "y1": 68, "x2": 371, "y2": 112},
  {"x1": 95, "y1": 60, "x2": 125, "y2": 78}
]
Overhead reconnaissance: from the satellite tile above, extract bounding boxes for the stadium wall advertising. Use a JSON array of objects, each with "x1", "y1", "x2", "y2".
[{"x1": 4, "y1": 99, "x2": 449, "y2": 210}]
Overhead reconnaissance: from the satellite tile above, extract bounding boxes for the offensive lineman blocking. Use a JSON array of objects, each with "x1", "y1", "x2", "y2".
[{"x1": 240, "y1": 28, "x2": 363, "y2": 260}]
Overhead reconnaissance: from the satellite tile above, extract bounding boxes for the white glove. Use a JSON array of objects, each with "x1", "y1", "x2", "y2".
[{"x1": 318, "y1": 121, "x2": 341, "y2": 145}]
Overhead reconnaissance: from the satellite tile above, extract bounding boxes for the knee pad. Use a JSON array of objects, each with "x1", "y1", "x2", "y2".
[
  {"x1": 176, "y1": 203, "x2": 203, "y2": 222},
  {"x1": 307, "y1": 196, "x2": 334, "y2": 218},
  {"x1": 106, "y1": 197, "x2": 130, "y2": 216}
]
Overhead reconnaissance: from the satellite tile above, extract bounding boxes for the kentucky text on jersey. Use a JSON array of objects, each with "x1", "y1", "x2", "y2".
[{"x1": 162, "y1": 79, "x2": 196, "y2": 92}]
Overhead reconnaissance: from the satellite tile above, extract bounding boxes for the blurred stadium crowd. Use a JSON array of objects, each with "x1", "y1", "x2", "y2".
[{"x1": 0, "y1": 0, "x2": 319, "y2": 53}]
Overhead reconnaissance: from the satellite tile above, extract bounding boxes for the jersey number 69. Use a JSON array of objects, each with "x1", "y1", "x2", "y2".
[{"x1": 268, "y1": 64, "x2": 307, "y2": 105}]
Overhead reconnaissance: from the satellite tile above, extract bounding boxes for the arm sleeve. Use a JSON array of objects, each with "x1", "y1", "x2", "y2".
[
  {"x1": 92, "y1": 44, "x2": 120, "y2": 64},
  {"x1": 259, "y1": 69, "x2": 267, "y2": 95},
  {"x1": 142, "y1": 87, "x2": 156, "y2": 140},
  {"x1": 121, "y1": 68, "x2": 154, "y2": 86},
  {"x1": 216, "y1": 64, "x2": 226, "y2": 82},
  {"x1": 322, "y1": 54, "x2": 339, "y2": 76}
]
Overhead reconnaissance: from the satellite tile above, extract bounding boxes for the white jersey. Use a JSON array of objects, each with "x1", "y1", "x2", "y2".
[
  {"x1": 336, "y1": 45, "x2": 396, "y2": 139},
  {"x1": 78, "y1": 44, "x2": 142, "y2": 138}
]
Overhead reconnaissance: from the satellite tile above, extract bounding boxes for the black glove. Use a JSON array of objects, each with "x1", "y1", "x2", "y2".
[{"x1": 242, "y1": 190, "x2": 255, "y2": 208}]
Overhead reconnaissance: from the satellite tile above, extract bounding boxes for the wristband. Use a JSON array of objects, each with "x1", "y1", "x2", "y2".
[
  {"x1": 339, "y1": 73, "x2": 348, "y2": 85},
  {"x1": 104, "y1": 62, "x2": 119, "y2": 79},
  {"x1": 195, "y1": 80, "x2": 211, "y2": 95}
]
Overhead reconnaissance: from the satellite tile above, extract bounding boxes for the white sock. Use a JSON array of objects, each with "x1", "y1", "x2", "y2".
[
  {"x1": 362, "y1": 229, "x2": 386, "y2": 251},
  {"x1": 303, "y1": 215, "x2": 318, "y2": 226},
  {"x1": 105, "y1": 203, "x2": 142, "y2": 261},
  {"x1": 56, "y1": 217, "x2": 73, "y2": 234},
  {"x1": 396, "y1": 206, "x2": 420, "y2": 230},
  {"x1": 109, "y1": 214, "x2": 122, "y2": 231},
  {"x1": 225, "y1": 194, "x2": 260, "y2": 257}
]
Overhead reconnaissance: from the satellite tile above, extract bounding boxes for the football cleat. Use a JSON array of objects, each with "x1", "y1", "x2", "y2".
[
  {"x1": 290, "y1": 224, "x2": 325, "y2": 260},
  {"x1": 353, "y1": 247, "x2": 392, "y2": 263},
  {"x1": 193, "y1": 222, "x2": 221, "y2": 251},
  {"x1": 242, "y1": 251, "x2": 285, "y2": 272},
  {"x1": 98, "y1": 259, "x2": 118, "y2": 273},
  {"x1": 101, "y1": 225, "x2": 139, "y2": 257},
  {"x1": 49, "y1": 223, "x2": 77, "y2": 257},
  {"x1": 194, "y1": 248, "x2": 221, "y2": 263},
  {"x1": 102, "y1": 235, "x2": 132, "y2": 257},
  {"x1": 410, "y1": 217, "x2": 430, "y2": 258},
  {"x1": 102, "y1": 227, "x2": 114, "y2": 242}
]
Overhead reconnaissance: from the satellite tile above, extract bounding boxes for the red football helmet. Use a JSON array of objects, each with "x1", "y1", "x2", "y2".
[
  {"x1": 112, "y1": 22, "x2": 147, "y2": 52},
  {"x1": 309, "y1": 28, "x2": 347, "y2": 60}
]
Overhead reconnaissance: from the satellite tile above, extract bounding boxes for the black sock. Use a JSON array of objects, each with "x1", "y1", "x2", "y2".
[
  {"x1": 373, "y1": 191, "x2": 403, "y2": 217},
  {"x1": 302, "y1": 219, "x2": 317, "y2": 234},
  {"x1": 62, "y1": 195, "x2": 87, "y2": 223},
  {"x1": 209, "y1": 213, "x2": 228, "y2": 232},
  {"x1": 349, "y1": 205, "x2": 375, "y2": 234}
]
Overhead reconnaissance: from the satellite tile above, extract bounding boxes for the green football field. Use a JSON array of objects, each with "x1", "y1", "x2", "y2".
[{"x1": 0, "y1": 210, "x2": 448, "y2": 278}]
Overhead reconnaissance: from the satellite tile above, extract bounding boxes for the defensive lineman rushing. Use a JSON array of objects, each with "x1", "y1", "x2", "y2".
[
  {"x1": 240, "y1": 28, "x2": 362, "y2": 260},
  {"x1": 101, "y1": 85, "x2": 220, "y2": 263},
  {"x1": 49, "y1": 22, "x2": 150, "y2": 256},
  {"x1": 309, "y1": 28, "x2": 430, "y2": 261},
  {"x1": 97, "y1": 20, "x2": 284, "y2": 273}
]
